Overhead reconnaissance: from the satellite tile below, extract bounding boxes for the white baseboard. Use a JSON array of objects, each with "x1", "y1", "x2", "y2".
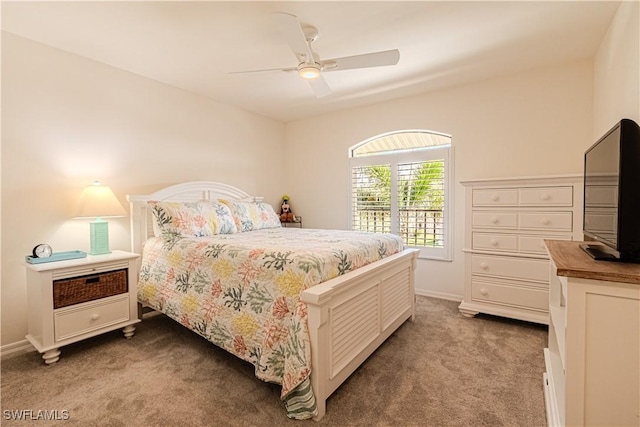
[
  {"x1": 415, "y1": 289, "x2": 462, "y2": 302},
  {"x1": 1, "y1": 339, "x2": 36, "y2": 360}
]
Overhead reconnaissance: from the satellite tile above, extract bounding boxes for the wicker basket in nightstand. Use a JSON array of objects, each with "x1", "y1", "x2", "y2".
[{"x1": 53, "y1": 269, "x2": 128, "y2": 309}]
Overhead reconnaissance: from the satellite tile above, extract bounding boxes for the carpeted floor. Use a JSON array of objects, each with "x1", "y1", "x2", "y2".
[{"x1": 1, "y1": 297, "x2": 548, "y2": 426}]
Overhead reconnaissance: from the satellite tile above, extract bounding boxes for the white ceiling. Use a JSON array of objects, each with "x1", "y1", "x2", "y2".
[{"x1": 1, "y1": 1, "x2": 621, "y2": 122}]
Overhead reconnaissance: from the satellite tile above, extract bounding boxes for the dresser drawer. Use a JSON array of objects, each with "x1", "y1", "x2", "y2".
[
  {"x1": 473, "y1": 188, "x2": 518, "y2": 207},
  {"x1": 472, "y1": 232, "x2": 518, "y2": 252},
  {"x1": 54, "y1": 295, "x2": 130, "y2": 341},
  {"x1": 471, "y1": 254, "x2": 550, "y2": 282},
  {"x1": 473, "y1": 233, "x2": 572, "y2": 255},
  {"x1": 472, "y1": 212, "x2": 518, "y2": 229},
  {"x1": 519, "y1": 212, "x2": 573, "y2": 232},
  {"x1": 519, "y1": 235, "x2": 571, "y2": 254},
  {"x1": 471, "y1": 279, "x2": 549, "y2": 311},
  {"x1": 519, "y1": 186, "x2": 573, "y2": 207}
]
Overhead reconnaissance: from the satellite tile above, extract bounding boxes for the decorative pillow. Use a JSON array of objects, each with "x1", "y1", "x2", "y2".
[
  {"x1": 207, "y1": 201, "x2": 238, "y2": 234},
  {"x1": 219, "y1": 200, "x2": 281, "y2": 232},
  {"x1": 253, "y1": 202, "x2": 282, "y2": 230},
  {"x1": 148, "y1": 201, "x2": 216, "y2": 238}
]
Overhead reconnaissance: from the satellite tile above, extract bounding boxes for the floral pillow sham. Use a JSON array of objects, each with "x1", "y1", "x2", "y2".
[
  {"x1": 209, "y1": 201, "x2": 238, "y2": 234},
  {"x1": 149, "y1": 200, "x2": 239, "y2": 238},
  {"x1": 220, "y1": 200, "x2": 282, "y2": 232}
]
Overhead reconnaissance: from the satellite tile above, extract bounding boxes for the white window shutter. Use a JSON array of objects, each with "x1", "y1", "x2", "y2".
[
  {"x1": 351, "y1": 164, "x2": 392, "y2": 234},
  {"x1": 397, "y1": 160, "x2": 445, "y2": 248}
]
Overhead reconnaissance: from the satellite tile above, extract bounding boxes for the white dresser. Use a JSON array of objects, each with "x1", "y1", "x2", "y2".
[
  {"x1": 544, "y1": 240, "x2": 640, "y2": 426},
  {"x1": 459, "y1": 175, "x2": 582, "y2": 324}
]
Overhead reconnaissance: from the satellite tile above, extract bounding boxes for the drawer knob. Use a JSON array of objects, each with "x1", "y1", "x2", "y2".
[
  {"x1": 90, "y1": 314, "x2": 100, "y2": 321},
  {"x1": 479, "y1": 262, "x2": 488, "y2": 270},
  {"x1": 541, "y1": 218, "x2": 551, "y2": 225},
  {"x1": 491, "y1": 194, "x2": 500, "y2": 202},
  {"x1": 491, "y1": 217, "x2": 499, "y2": 224},
  {"x1": 490, "y1": 239, "x2": 499, "y2": 246},
  {"x1": 480, "y1": 288, "x2": 489, "y2": 296},
  {"x1": 541, "y1": 193, "x2": 551, "y2": 201}
]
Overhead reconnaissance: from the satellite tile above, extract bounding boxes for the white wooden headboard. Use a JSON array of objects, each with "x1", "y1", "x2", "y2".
[{"x1": 126, "y1": 181, "x2": 263, "y2": 254}]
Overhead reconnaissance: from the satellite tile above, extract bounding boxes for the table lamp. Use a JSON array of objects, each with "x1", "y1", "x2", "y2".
[{"x1": 75, "y1": 181, "x2": 127, "y2": 255}]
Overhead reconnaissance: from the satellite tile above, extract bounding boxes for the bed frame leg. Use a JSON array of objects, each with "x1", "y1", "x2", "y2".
[{"x1": 313, "y1": 399, "x2": 326, "y2": 421}]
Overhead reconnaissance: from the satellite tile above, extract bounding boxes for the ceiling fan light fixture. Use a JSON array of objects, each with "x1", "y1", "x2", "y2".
[{"x1": 298, "y1": 64, "x2": 321, "y2": 79}]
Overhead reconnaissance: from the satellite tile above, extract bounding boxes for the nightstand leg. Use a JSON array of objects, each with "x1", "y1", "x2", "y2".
[
  {"x1": 458, "y1": 307, "x2": 479, "y2": 318},
  {"x1": 122, "y1": 325, "x2": 136, "y2": 339},
  {"x1": 42, "y1": 349, "x2": 61, "y2": 364}
]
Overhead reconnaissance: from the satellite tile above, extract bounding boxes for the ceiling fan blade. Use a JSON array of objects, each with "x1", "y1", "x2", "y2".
[
  {"x1": 272, "y1": 12, "x2": 314, "y2": 63},
  {"x1": 322, "y1": 49, "x2": 400, "y2": 72},
  {"x1": 308, "y1": 75, "x2": 332, "y2": 98},
  {"x1": 229, "y1": 66, "x2": 296, "y2": 75}
]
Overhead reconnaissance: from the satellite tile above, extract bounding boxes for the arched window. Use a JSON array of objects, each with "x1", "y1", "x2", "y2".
[{"x1": 349, "y1": 130, "x2": 453, "y2": 260}]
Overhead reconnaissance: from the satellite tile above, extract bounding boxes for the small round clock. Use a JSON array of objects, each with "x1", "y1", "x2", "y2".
[{"x1": 32, "y1": 243, "x2": 53, "y2": 258}]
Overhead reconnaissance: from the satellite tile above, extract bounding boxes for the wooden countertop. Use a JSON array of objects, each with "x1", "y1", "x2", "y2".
[{"x1": 544, "y1": 240, "x2": 640, "y2": 285}]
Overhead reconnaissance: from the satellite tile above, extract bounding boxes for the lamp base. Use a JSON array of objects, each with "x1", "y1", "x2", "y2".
[{"x1": 89, "y1": 220, "x2": 111, "y2": 255}]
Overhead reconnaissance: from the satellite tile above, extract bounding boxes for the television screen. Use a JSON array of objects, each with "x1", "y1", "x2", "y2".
[
  {"x1": 583, "y1": 126, "x2": 619, "y2": 247},
  {"x1": 582, "y1": 118, "x2": 640, "y2": 262}
]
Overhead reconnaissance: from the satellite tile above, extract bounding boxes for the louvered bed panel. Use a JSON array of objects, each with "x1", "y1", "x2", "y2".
[
  {"x1": 382, "y1": 266, "x2": 412, "y2": 329},
  {"x1": 330, "y1": 285, "x2": 380, "y2": 379}
]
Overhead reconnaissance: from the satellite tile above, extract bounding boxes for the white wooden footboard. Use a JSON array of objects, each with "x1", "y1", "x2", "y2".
[{"x1": 301, "y1": 248, "x2": 419, "y2": 420}]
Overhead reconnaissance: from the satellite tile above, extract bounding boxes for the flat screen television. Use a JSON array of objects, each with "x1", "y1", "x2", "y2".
[{"x1": 582, "y1": 118, "x2": 640, "y2": 262}]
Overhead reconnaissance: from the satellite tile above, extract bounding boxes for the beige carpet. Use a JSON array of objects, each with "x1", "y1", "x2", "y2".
[{"x1": 1, "y1": 297, "x2": 548, "y2": 426}]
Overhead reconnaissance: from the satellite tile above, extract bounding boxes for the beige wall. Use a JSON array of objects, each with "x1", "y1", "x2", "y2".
[
  {"x1": 284, "y1": 60, "x2": 594, "y2": 299},
  {"x1": 1, "y1": 33, "x2": 286, "y2": 348},
  {"x1": 593, "y1": 1, "x2": 640, "y2": 137}
]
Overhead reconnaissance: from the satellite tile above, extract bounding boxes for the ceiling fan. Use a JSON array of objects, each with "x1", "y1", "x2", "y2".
[{"x1": 230, "y1": 12, "x2": 400, "y2": 98}]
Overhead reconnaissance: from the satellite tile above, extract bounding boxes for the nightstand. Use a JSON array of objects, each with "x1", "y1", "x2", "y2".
[
  {"x1": 25, "y1": 250, "x2": 140, "y2": 364},
  {"x1": 282, "y1": 217, "x2": 303, "y2": 228}
]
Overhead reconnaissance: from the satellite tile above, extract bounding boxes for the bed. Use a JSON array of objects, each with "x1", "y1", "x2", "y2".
[{"x1": 128, "y1": 181, "x2": 419, "y2": 420}]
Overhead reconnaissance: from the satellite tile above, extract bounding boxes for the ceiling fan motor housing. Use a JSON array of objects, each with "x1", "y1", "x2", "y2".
[{"x1": 302, "y1": 25, "x2": 318, "y2": 42}]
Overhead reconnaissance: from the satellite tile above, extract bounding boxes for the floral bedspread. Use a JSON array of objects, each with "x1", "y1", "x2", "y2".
[{"x1": 138, "y1": 227, "x2": 403, "y2": 419}]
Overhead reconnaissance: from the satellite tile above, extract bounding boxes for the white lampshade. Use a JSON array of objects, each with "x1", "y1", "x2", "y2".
[
  {"x1": 75, "y1": 181, "x2": 127, "y2": 219},
  {"x1": 75, "y1": 181, "x2": 126, "y2": 255}
]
